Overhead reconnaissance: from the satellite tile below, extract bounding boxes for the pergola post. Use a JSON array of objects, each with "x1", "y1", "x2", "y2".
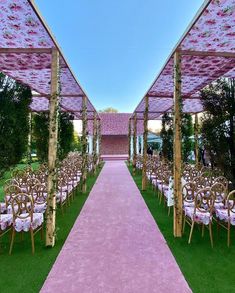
[
  {"x1": 128, "y1": 118, "x2": 131, "y2": 166},
  {"x1": 133, "y1": 114, "x2": 137, "y2": 175},
  {"x1": 98, "y1": 119, "x2": 101, "y2": 164},
  {"x1": 27, "y1": 111, "x2": 32, "y2": 165},
  {"x1": 81, "y1": 95, "x2": 88, "y2": 193},
  {"x1": 194, "y1": 113, "x2": 199, "y2": 167},
  {"x1": 142, "y1": 95, "x2": 149, "y2": 190},
  {"x1": 92, "y1": 112, "x2": 97, "y2": 173},
  {"x1": 46, "y1": 48, "x2": 60, "y2": 247},
  {"x1": 173, "y1": 51, "x2": 182, "y2": 237}
]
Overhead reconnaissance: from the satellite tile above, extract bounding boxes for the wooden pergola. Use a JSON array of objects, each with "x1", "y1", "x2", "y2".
[
  {"x1": 0, "y1": 0, "x2": 100, "y2": 247},
  {"x1": 131, "y1": 0, "x2": 235, "y2": 237}
]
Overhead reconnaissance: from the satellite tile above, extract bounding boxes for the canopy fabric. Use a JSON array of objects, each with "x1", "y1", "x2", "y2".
[
  {"x1": 87, "y1": 113, "x2": 144, "y2": 135},
  {"x1": 133, "y1": 0, "x2": 235, "y2": 120},
  {"x1": 0, "y1": 0, "x2": 97, "y2": 119}
]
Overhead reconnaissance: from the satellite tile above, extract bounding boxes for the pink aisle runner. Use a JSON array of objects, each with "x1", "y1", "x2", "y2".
[{"x1": 41, "y1": 161, "x2": 191, "y2": 293}]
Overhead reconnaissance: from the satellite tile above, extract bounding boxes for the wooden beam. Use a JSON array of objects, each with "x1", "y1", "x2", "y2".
[
  {"x1": 0, "y1": 48, "x2": 52, "y2": 54},
  {"x1": 173, "y1": 51, "x2": 183, "y2": 237},
  {"x1": 142, "y1": 96, "x2": 149, "y2": 191},
  {"x1": 46, "y1": 48, "x2": 60, "y2": 247},
  {"x1": 33, "y1": 94, "x2": 84, "y2": 98},
  {"x1": 147, "y1": 94, "x2": 200, "y2": 99},
  {"x1": 194, "y1": 113, "x2": 199, "y2": 167},
  {"x1": 180, "y1": 50, "x2": 235, "y2": 58},
  {"x1": 81, "y1": 96, "x2": 88, "y2": 193}
]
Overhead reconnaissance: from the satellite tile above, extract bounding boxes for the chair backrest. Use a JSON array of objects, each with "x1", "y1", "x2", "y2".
[
  {"x1": 4, "y1": 178, "x2": 19, "y2": 187},
  {"x1": 214, "y1": 176, "x2": 228, "y2": 192},
  {"x1": 211, "y1": 182, "x2": 227, "y2": 203},
  {"x1": 195, "y1": 188, "x2": 215, "y2": 214},
  {"x1": 4, "y1": 184, "x2": 22, "y2": 207},
  {"x1": 31, "y1": 184, "x2": 47, "y2": 205},
  {"x1": 227, "y1": 190, "x2": 235, "y2": 216},
  {"x1": 11, "y1": 193, "x2": 33, "y2": 221},
  {"x1": 25, "y1": 178, "x2": 41, "y2": 193},
  {"x1": 182, "y1": 182, "x2": 197, "y2": 203}
]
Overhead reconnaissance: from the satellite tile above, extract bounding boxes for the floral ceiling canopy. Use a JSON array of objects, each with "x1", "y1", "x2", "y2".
[
  {"x1": 133, "y1": 0, "x2": 235, "y2": 120},
  {"x1": 0, "y1": 0, "x2": 97, "y2": 120}
]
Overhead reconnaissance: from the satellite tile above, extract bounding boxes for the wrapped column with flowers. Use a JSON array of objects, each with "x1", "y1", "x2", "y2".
[
  {"x1": 46, "y1": 48, "x2": 60, "y2": 247},
  {"x1": 133, "y1": 113, "x2": 137, "y2": 175},
  {"x1": 92, "y1": 112, "x2": 98, "y2": 173},
  {"x1": 142, "y1": 95, "x2": 149, "y2": 190},
  {"x1": 194, "y1": 113, "x2": 199, "y2": 167},
  {"x1": 81, "y1": 95, "x2": 88, "y2": 193},
  {"x1": 128, "y1": 118, "x2": 132, "y2": 166},
  {"x1": 173, "y1": 51, "x2": 183, "y2": 237}
]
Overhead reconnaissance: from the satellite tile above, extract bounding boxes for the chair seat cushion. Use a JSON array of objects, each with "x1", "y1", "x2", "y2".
[
  {"x1": 215, "y1": 209, "x2": 235, "y2": 225},
  {"x1": 183, "y1": 201, "x2": 195, "y2": 208},
  {"x1": 56, "y1": 192, "x2": 67, "y2": 203},
  {"x1": 0, "y1": 202, "x2": 7, "y2": 214},
  {"x1": 0, "y1": 214, "x2": 13, "y2": 230},
  {"x1": 34, "y1": 203, "x2": 47, "y2": 214},
  {"x1": 184, "y1": 206, "x2": 211, "y2": 225},
  {"x1": 14, "y1": 213, "x2": 43, "y2": 232}
]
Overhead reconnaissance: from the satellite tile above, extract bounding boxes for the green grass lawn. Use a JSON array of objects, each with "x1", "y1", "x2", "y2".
[
  {"x1": 128, "y1": 164, "x2": 235, "y2": 293},
  {"x1": 0, "y1": 164, "x2": 103, "y2": 293}
]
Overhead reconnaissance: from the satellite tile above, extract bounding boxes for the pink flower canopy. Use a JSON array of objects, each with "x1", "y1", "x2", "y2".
[
  {"x1": 0, "y1": 0, "x2": 97, "y2": 120},
  {"x1": 133, "y1": 0, "x2": 235, "y2": 120}
]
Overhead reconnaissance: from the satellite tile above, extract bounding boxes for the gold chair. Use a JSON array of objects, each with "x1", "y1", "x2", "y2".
[{"x1": 9, "y1": 193, "x2": 44, "y2": 255}]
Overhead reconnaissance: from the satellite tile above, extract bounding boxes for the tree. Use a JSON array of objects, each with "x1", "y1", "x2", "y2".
[
  {"x1": 33, "y1": 112, "x2": 74, "y2": 162},
  {"x1": 160, "y1": 113, "x2": 173, "y2": 161},
  {"x1": 0, "y1": 73, "x2": 32, "y2": 176},
  {"x1": 200, "y1": 78, "x2": 235, "y2": 185},
  {"x1": 99, "y1": 107, "x2": 118, "y2": 113},
  {"x1": 160, "y1": 112, "x2": 193, "y2": 162}
]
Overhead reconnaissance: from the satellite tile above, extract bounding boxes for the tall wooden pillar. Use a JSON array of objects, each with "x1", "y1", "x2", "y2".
[
  {"x1": 133, "y1": 114, "x2": 137, "y2": 175},
  {"x1": 128, "y1": 118, "x2": 131, "y2": 166},
  {"x1": 92, "y1": 112, "x2": 97, "y2": 173},
  {"x1": 173, "y1": 51, "x2": 182, "y2": 237},
  {"x1": 46, "y1": 48, "x2": 60, "y2": 247},
  {"x1": 81, "y1": 96, "x2": 88, "y2": 193},
  {"x1": 142, "y1": 95, "x2": 149, "y2": 190},
  {"x1": 98, "y1": 119, "x2": 101, "y2": 162},
  {"x1": 28, "y1": 112, "x2": 32, "y2": 165},
  {"x1": 194, "y1": 113, "x2": 199, "y2": 167}
]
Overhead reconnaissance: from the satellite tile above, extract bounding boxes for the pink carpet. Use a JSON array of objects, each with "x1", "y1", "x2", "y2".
[{"x1": 41, "y1": 161, "x2": 191, "y2": 293}]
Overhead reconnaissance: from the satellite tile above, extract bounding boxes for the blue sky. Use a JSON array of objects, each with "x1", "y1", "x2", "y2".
[{"x1": 35, "y1": 0, "x2": 204, "y2": 113}]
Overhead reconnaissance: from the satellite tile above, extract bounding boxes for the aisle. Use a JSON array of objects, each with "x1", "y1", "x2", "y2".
[{"x1": 41, "y1": 161, "x2": 191, "y2": 293}]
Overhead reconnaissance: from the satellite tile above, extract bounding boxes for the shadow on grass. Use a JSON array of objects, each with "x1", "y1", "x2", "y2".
[
  {"x1": 0, "y1": 163, "x2": 104, "y2": 293},
  {"x1": 128, "y1": 164, "x2": 235, "y2": 293}
]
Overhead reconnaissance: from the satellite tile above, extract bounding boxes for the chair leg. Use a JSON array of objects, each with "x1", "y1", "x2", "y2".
[
  {"x1": 188, "y1": 221, "x2": 195, "y2": 244},
  {"x1": 30, "y1": 228, "x2": 35, "y2": 255},
  {"x1": 201, "y1": 224, "x2": 205, "y2": 238},
  {"x1": 227, "y1": 222, "x2": 230, "y2": 248},
  {"x1": 183, "y1": 215, "x2": 186, "y2": 234},
  {"x1": 209, "y1": 222, "x2": 213, "y2": 248},
  {"x1": 168, "y1": 206, "x2": 171, "y2": 216},
  {"x1": 40, "y1": 226, "x2": 44, "y2": 241},
  {"x1": 9, "y1": 229, "x2": 15, "y2": 255}
]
